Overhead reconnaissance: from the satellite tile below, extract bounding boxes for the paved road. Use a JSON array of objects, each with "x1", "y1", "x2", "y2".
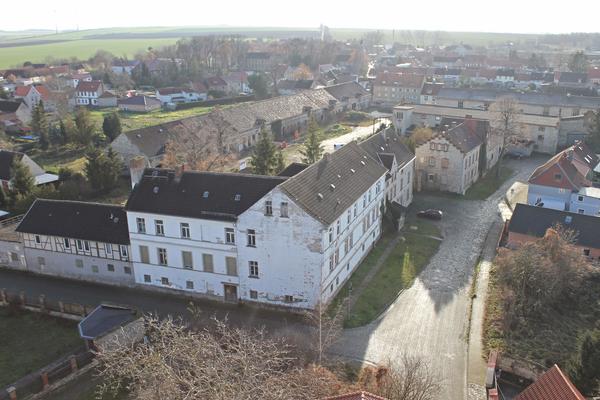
[{"x1": 331, "y1": 156, "x2": 545, "y2": 400}]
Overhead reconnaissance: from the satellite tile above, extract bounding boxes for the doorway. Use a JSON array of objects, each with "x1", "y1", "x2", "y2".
[{"x1": 223, "y1": 284, "x2": 238, "y2": 302}]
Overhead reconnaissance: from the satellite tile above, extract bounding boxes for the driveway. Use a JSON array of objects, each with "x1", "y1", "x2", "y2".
[{"x1": 331, "y1": 156, "x2": 545, "y2": 400}]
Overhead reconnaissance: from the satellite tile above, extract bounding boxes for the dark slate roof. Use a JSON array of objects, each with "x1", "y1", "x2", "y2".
[
  {"x1": 359, "y1": 129, "x2": 415, "y2": 170},
  {"x1": 78, "y1": 304, "x2": 137, "y2": 340},
  {"x1": 508, "y1": 203, "x2": 600, "y2": 249},
  {"x1": 279, "y1": 142, "x2": 388, "y2": 225},
  {"x1": 277, "y1": 79, "x2": 314, "y2": 90},
  {"x1": 0, "y1": 150, "x2": 23, "y2": 181},
  {"x1": 118, "y1": 95, "x2": 161, "y2": 106},
  {"x1": 0, "y1": 100, "x2": 22, "y2": 113},
  {"x1": 438, "y1": 121, "x2": 483, "y2": 153},
  {"x1": 323, "y1": 81, "x2": 369, "y2": 100},
  {"x1": 17, "y1": 199, "x2": 130, "y2": 245},
  {"x1": 126, "y1": 169, "x2": 287, "y2": 221},
  {"x1": 278, "y1": 162, "x2": 308, "y2": 177}
]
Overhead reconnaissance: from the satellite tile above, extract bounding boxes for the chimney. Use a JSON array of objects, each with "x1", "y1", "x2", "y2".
[
  {"x1": 129, "y1": 156, "x2": 147, "y2": 189},
  {"x1": 323, "y1": 152, "x2": 330, "y2": 162}
]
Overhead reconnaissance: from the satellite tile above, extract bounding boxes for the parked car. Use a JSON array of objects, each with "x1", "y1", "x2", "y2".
[{"x1": 417, "y1": 209, "x2": 443, "y2": 220}]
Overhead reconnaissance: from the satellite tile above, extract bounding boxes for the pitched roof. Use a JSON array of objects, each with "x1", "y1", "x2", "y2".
[
  {"x1": 0, "y1": 100, "x2": 23, "y2": 113},
  {"x1": 279, "y1": 141, "x2": 387, "y2": 225},
  {"x1": 78, "y1": 304, "x2": 137, "y2": 340},
  {"x1": 13, "y1": 86, "x2": 32, "y2": 97},
  {"x1": 321, "y1": 391, "x2": 388, "y2": 400},
  {"x1": 0, "y1": 149, "x2": 23, "y2": 180},
  {"x1": 157, "y1": 87, "x2": 187, "y2": 95},
  {"x1": 204, "y1": 76, "x2": 227, "y2": 87},
  {"x1": 359, "y1": 129, "x2": 415, "y2": 170},
  {"x1": 508, "y1": 203, "x2": 600, "y2": 249},
  {"x1": 323, "y1": 81, "x2": 369, "y2": 100},
  {"x1": 34, "y1": 85, "x2": 50, "y2": 100},
  {"x1": 375, "y1": 72, "x2": 424, "y2": 88},
  {"x1": 118, "y1": 95, "x2": 161, "y2": 106},
  {"x1": 421, "y1": 82, "x2": 444, "y2": 96},
  {"x1": 75, "y1": 80, "x2": 102, "y2": 92},
  {"x1": 528, "y1": 149, "x2": 590, "y2": 190},
  {"x1": 125, "y1": 169, "x2": 287, "y2": 222},
  {"x1": 515, "y1": 364, "x2": 585, "y2": 400},
  {"x1": 428, "y1": 121, "x2": 483, "y2": 153},
  {"x1": 278, "y1": 79, "x2": 315, "y2": 91},
  {"x1": 278, "y1": 162, "x2": 309, "y2": 177},
  {"x1": 17, "y1": 199, "x2": 130, "y2": 245}
]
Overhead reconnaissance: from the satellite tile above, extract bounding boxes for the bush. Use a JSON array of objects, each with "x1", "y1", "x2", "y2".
[{"x1": 345, "y1": 111, "x2": 369, "y2": 122}]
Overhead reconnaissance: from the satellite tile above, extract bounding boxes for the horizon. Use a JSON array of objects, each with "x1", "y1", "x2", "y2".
[{"x1": 4, "y1": 0, "x2": 600, "y2": 35}]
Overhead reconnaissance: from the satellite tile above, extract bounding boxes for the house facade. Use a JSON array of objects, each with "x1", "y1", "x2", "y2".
[
  {"x1": 74, "y1": 80, "x2": 105, "y2": 106},
  {"x1": 15, "y1": 200, "x2": 134, "y2": 286},
  {"x1": 0, "y1": 150, "x2": 58, "y2": 191},
  {"x1": 323, "y1": 81, "x2": 371, "y2": 111},
  {"x1": 118, "y1": 95, "x2": 162, "y2": 113},
  {"x1": 124, "y1": 142, "x2": 387, "y2": 309},
  {"x1": 372, "y1": 72, "x2": 425, "y2": 106},
  {"x1": 156, "y1": 87, "x2": 205, "y2": 105}
]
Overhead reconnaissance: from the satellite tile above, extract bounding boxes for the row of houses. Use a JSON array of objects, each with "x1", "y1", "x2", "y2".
[{"x1": 2, "y1": 131, "x2": 415, "y2": 310}]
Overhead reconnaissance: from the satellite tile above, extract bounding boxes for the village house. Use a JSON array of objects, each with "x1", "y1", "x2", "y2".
[
  {"x1": 222, "y1": 71, "x2": 250, "y2": 94},
  {"x1": 118, "y1": 95, "x2": 162, "y2": 113},
  {"x1": 394, "y1": 104, "x2": 561, "y2": 155},
  {"x1": 13, "y1": 85, "x2": 47, "y2": 110},
  {"x1": 204, "y1": 76, "x2": 228, "y2": 94},
  {"x1": 73, "y1": 80, "x2": 106, "y2": 107},
  {"x1": 420, "y1": 82, "x2": 444, "y2": 105},
  {"x1": 527, "y1": 142, "x2": 600, "y2": 216},
  {"x1": 0, "y1": 149, "x2": 58, "y2": 191},
  {"x1": 414, "y1": 120, "x2": 483, "y2": 194},
  {"x1": 156, "y1": 87, "x2": 205, "y2": 105},
  {"x1": 111, "y1": 60, "x2": 140, "y2": 75},
  {"x1": 244, "y1": 52, "x2": 275, "y2": 72},
  {"x1": 359, "y1": 128, "x2": 415, "y2": 207},
  {"x1": 372, "y1": 72, "x2": 425, "y2": 107},
  {"x1": 64, "y1": 71, "x2": 92, "y2": 89},
  {"x1": 507, "y1": 203, "x2": 600, "y2": 260},
  {"x1": 15, "y1": 200, "x2": 134, "y2": 286},
  {"x1": 0, "y1": 100, "x2": 30, "y2": 128},
  {"x1": 124, "y1": 142, "x2": 387, "y2": 309},
  {"x1": 323, "y1": 81, "x2": 371, "y2": 111}
]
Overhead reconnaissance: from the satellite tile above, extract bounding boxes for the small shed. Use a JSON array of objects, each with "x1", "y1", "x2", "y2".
[{"x1": 78, "y1": 304, "x2": 142, "y2": 351}]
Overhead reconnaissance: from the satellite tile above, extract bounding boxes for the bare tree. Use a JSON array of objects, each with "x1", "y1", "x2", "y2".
[
  {"x1": 95, "y1": 315, "x2": 349, "y2": 400},
  {"x1": 304, "y1": 300, "x2": 346, "y2": 364},
  {"x1": 358, "y1": 356, "x2": 441, "y2": 400},
  {"x1": 490, "y1": 96, "x2": 525, "y2": 178}
]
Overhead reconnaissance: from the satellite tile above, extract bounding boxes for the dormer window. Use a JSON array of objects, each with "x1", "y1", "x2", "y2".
[
  {"x1": 554, "y1": 173, "x2": 562, "y2": 181},
  {"x1": 203, "y1": 191, "x2": 209, "y2": 198}
]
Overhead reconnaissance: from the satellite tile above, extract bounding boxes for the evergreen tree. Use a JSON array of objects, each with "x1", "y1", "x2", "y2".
[
  {"x1": 299, "y1": 118, "x2": 324, "y2": 164},
  {"x1": 102, "y1": 112, "x2": 122, "y2": 142},
  {"x1": 567, "y1": 329, "x2": 600, "y2": 396},
  {"x1": 74, "y1": 107, "x2": 96, "y2": 145},
  {"x1": 11, "y1": 158, "x2": 34, "y2": 197},
  {"x1": 569, "y1": 51, "x2": 589, "y2": 73},
  {"x1": 250, "y1": 128, "x2": 277, "y2": 175},
  {"x1": 84, "y1": 147, "x2": 122, "y2": 193},
  {"x1": 248, "y1": 73, "x2": 269, "y2": 99},
  {"x1": 274, "y1": 151, "x2": 285, "y2": 174},
  {"x1": 31, "y1": 101, "x2": 49, "y2": 149}
]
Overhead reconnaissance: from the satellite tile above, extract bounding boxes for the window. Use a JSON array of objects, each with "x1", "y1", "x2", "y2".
[
  {"x1": 458, "y1": 100, "x2": 464, "y2": 108},
  {"x1": 429, "y1": 142, "x2": 435, "y2": 150},
  {"x1": 107, "y1": 264, "x2": 115, "y2": 272},
  {"x1": 537, "y1": 126, "x2": 545, "y2": 132},
  {"x1": 353, "y1": 203, "x2": 357, "y2": 218},
  {"x1": 247, "y1": 229, "x2": 256, "y2": 247},
  {"x1": 75, "y1": 259, "x2": 83, "y2": 268},
  {"x1": 428, "y1": 174, "x2": 435, "y2": 182},
  {"x1": 226, "y1": 256, "x2": 237, "y2": 276},
  {"x1": 120, "y1": 245, "x2": 128, "y2": 259},
  {"x1": 161, "y1": 277, "x2": 169, "y2": 285},
  {"x1": 249, "y1": 261, "x2": 259, "y2": 278},
  {"x1": 182, "y1": 251, "x2": 193, "y2": 269},
  {"x1": 63, "y1": 238, "x2": 70, "y2": 249},
  {"x1": 155, "y1": 220, "x2": 164, "y2": 236},
  {"x1": 578, "y1": 209, "x2": 584, "y2": 214},
  {"x1": 428, "y1": 156, "x2": 436, "y2": 167},
  {"x1": 363, "y1": 194, "x2": 367, "y2": 208},
  {"x1": 202, "y1": 253, "x2": 214, "y2": 272},
  {"x1": 344, "y1": 237, "x2": 349, "y2": 253},
  {"x1": 280, "y1": 202, "x2": 289, "y2": 217},
  {"x1": 334, "y1": 248, "x2": 339, "y2": 265},
  {"x1": 157, "y1": 248, "x2": 168, "y2": 265},
  {"x1": 578, "y1": 195, "x2": 584, "y2": 202},
  {"x1": 347, "y1": 211, "x2": 351, "y2": 224},
  {"x1": 105, "y1": 243, "x2": 112, "y2": 255},
  {"x1": 250, "y1": 290, "x2": 258, "y2": 299},
  {"x1": 336, "y1": 220, "x2": 341, "y2": 235},
  {"x1": 83, "y1": 241, "x2": 90, "y2": 252},
  {"x1": 144, "y1": 274, "x2": 151, "y2": 282},
  {"x1": 124, "y1": 266, "x2": 132, "y2": 275},
  {"x1": 186, "y1": 280, "x2": 194, "y2": 290},
  {"x1": 329, "y1": 255, "x2": 335, "y2": 271},
  {"x1": 10, "y1": 252, "x2": 18, "y2": 263},
  {"x1": 37, "y1": 256, "x2": 45, "y2": 267},
  {"x1": 328, "y1": 227, "x2": 334, "y2": 243},
  {"x1": 554, "y1": 173, "x2": 562, "y2": 181},
  {"x1": 284, "y1": 295, "x2": 294, "y2": 303},
  {"x1": 441, "y1": 158, "x2": 449, "y2": 169},
  {"x1": 225, "y1": 228, "x2": 235, "y2": 244},
  {"x1": 583, "y1": 249, "x2": 590, "y2": 256},
  {"x1": 35, "y1": 235, "x2": 41, "y2": 244},
  {"x1": 180, "y1": 223, "x2": 190, "y2": 239},
  {"x1": 265, "y1": 200, "x2": 273, "y2": 216},
  {"x1": 139, "y1": 246, "x2": 149, "y2": 263},
  {"x1": 136, "y1": 218, "x2": 146, "y2": 233},
  {"x1": 76, "y1": 240, "x2": 83, "y2": 251}
]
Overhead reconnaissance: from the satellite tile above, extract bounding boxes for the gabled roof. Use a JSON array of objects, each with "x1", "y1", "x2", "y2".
[
  {"x1": 508, "y1": 203, "x2": 600, "y2": 250},
  {"x1": 75, "y1": 80, "x2": 102, "y2": 92},
  {"x1": 78, "y1": 304, "x2": 137, "y2": 340},
  {"x1": 156, "y1": 87, "x2": 187, "y2": 95},
  {"x1": 528, "y1": 149, "x2": 590, "y2": 191},
  {"x1": 13, "y1": 86, "x2": 32, "y2": 97},
  {"x1": 204, "y1": 76, "x2": 227, "y2": 87},
  {"x1": 515, "y1": 364, "x2": 585, "y2": 400},
  {"x1": 359, "y1": 129, "x2": 415, "y2": 170},
  {"x1": 17, "y1": 199, "x2": 130, "y2": 245},
  {"x1": 118, "y1": 95, "x2": 161, "y2": 106},
  {"x1": 321, "y1": 391, "x2": 387, "y2": 400},
  {"x1": 375, "y1": 72, "x2": 424, "y2": 88},
  {"x1": 278, "y1": 162, "x2": 308, "y2": 177},
  {"x1": 323, "y1": 81, "x2": 369, "y2": 100},
  {"x1": 125, "y1": 169, "x2": 287, "y2": 222},
  {"x1": 421, "y1": 82, "x2": 444, "y2": 96},
  {"x1": 425, "y1": 121, "x2": 483, "y2": 154},
  {"x1": 0, "y1": 100, "x2": 23, "y2": 114},
  {"x1": 279, "y1": 142, "x2": 387, "y2": 225}
]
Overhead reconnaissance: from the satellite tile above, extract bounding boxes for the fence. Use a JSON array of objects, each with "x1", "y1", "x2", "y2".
[{"x1": 0, "y1": 290, "x2": 97, "y2": 400}]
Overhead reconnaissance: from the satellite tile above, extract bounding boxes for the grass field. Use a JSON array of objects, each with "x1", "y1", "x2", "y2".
[{"x1": 0, "y1": 307, "x2": 82, "y2": 387}]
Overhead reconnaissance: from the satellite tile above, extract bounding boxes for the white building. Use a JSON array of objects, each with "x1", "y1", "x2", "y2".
[
  {"x1": 15, "y1": 200, "x2": 134, "y2": 286},
  {"x1": 125, "y1": 142, "x2": 387, "y2": 309},
  {"x1": 155, "y1": 87, "x2": 206, "y2": 105},
  {"x1": 74, "y1": 80, "x2": 105, "y2": 106}
]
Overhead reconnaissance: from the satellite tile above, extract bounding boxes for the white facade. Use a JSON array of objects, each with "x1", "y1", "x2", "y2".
[
  {"x1": 156, "y1": 90, "x2": 206, "y2": 105},
  {"x1": 386, "y1": 157, "x2": 415, "y2": 207},
  {"x1": 528, "y1": 184, "x2": 600, "y2": 217}
]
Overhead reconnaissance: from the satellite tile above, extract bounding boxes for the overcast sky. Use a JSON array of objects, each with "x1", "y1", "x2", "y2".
[{"x1": 4, "y1": 0, "x2": 600, "y2": 34}]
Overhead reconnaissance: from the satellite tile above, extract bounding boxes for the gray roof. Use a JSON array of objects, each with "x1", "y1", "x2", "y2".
[
  {"x1": 435, "y1": 88, "x2": 600, "y2": 109},
  {"x1": 441, "y1": 122, "x2": 483, "y2": 153},
  {"x1": 118, "y1": 95, "x2": 161, "y2": 106},
  {"x1": 78, "y1": 304, "x2": 137, "y2": 340},
  {"x1": 323, "y1": 81, "x2": 369, "y2": 101},
  {"x1": 279, "y1": 141, "x2": 387, "y2": 225},
  {"x1": 359, "y1": 129, "x2": 415, "y2": 170}
]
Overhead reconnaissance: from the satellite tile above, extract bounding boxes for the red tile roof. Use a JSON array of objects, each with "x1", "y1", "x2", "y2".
[
  {"x1": 515, "y1": 365, "x2": 585, "y2": 400},
  {"x1": 321, "y1": 391, "x2": 388, "y2": 400},
  {"x1": 375, "y1": 72, "x2": 424, "y2": 88},
  {"x1": 75, "y1": 80, "x2": 102, "y2": 92},
  {"x1": 35, "y1": 85, "x2": 50, "y2": 101},
  {"x1": 589, "y1": 66, "x2": 600, "y2": 79},
  {"x1": 13, "y1": 86, "x2": 32, "y2": 97},
  {"x1": 528, "y1": 142, "x2": 596, "y2": 190}
]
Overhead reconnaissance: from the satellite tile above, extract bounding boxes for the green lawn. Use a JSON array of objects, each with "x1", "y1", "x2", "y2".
[
  {"x1": 89, "y1": 106, "x2": 214, "y2": 134},
  {"x1": 0, "y1": 307, "x2": 82, "y2": 387},
  {"x1": 463, "y1": 166, "x2": 514, "y2": 200},
  {"x1": 403, "y1": 214, "x2": 443, "y2": 238},
  {"x1": 28, "y1": 144, "x2": 88, "y2": 174},
  {"x1": 344, "y1": 233, "x2": 441, "y2": 327}
]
